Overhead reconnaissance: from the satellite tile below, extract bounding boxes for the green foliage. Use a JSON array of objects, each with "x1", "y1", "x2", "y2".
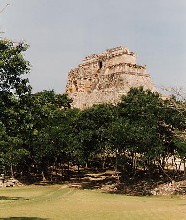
[
  {"x1": 0, "y1": 39, "x2": 32, "y2": 174},
  {"x1": 1, "y1": 37, "x2": 186, "y2": 178},
  {"x1": 28, "y1": 90, "x2": 76, "y2": 173},
  {"x1": 0, "y1": 39, "x2": 31, "y2": 95},
  {"x1": 74, "y1": 104, "x2": 115, "y2": 163},
  {"x1": 104, "y1": 87, "x2": 186, "y2": 171}
]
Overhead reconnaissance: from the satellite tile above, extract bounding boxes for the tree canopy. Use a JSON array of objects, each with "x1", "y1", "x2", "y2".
[{"x1": 1, "y1": 38, "x2": 186, "y2": 181}]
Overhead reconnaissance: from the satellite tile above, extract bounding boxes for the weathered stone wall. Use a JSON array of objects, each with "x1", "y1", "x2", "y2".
[{"x1": 66, "y1": 46, "x2": 156, "y2": 109}]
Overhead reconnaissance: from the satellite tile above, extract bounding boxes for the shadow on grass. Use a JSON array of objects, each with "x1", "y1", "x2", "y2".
[
  {"x1": 0, "y1": 196, "x2": 29, "y2": 201},
  {"x1": 69, "y1": 170, "x2": 118, "y2": 190},
  {"x1": 78, "y1": 175, "x2": 161, "y2": 196},
  {"x1": 80, "y1": 176, "x2": 117, "y2": 190},
  {"x1": 68, "y1": 169, "x2": 182, "y2": 196},
  {"x1": 0, "y1": 218, "x2": 48, "y2": 220}
]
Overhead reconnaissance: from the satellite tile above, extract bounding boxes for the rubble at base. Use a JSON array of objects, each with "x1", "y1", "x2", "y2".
[
  {"x1": 0, "y1": 177, "x2": 24, "y2": 188},
  {"x1": 99, "y1": 180, "x2": 186, "y2": 196},
  {"x1": 150, "y1": 180, "x2": 186, "y2": 196}
]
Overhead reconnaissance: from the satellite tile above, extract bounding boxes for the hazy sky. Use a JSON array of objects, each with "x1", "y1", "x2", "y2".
[{"x1": 1, "y1": 0, "x2": 186, "y2": 93}]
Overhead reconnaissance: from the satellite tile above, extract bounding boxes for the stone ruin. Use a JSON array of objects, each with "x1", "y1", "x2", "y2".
[
  {"x1": 0, "y1": 174, "x2": 23, "y2": 187},
  {"x1": 66, "y1": 46, "x2": 156, "y2": 109}
]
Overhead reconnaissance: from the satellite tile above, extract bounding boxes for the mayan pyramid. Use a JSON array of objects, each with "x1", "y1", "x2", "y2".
[{"x1": 66, "y1": 46, "x2": 156, "y2": 109}]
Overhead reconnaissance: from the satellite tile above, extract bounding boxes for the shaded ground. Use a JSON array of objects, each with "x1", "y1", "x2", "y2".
[
  {"x1": 0, "y1": 196, "x2": 29, "y2": 201},
  {"x1": 65, "y1": 169, "x2": 186, "y2": 196},
  {"x1": 0, "y1": 218, "x2": 47, "y2": 220},
  {"x1": 3, "y1": 168, "x2": 186, "y2": 196}
]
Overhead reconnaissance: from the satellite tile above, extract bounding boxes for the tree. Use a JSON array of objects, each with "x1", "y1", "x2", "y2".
[
  {"x1": 74, "y1": 104, "x2": 115, "y2": 168},
  {"x1": 0, "y1": 40, "x2": 31, "y2": 95},
  {"x1": 163, "y1": 87, "x2": 186, "y2": 174},
  {"x1": 27, "y1": 90, "x2": 74, "y2": 179},
  {"x1": 109, "y1": 87, "x2": 186, "y2": 173},
  {"x1": 0, "y1": 39, "x2": 31, "y2": 175}
]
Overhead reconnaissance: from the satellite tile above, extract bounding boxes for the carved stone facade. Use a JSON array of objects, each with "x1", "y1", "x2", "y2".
[{"x1": 66, "y1": 46, "x2": 156, "y2": 109}]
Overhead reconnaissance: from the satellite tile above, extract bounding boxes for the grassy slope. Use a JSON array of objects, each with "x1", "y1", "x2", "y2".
[{"x1": 0, "y1": 185, "x2": 186, "y2": 220}]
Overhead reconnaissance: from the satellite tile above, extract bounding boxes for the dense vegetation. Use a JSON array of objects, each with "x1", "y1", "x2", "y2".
[{"x1": 1, "y1": 39, "x2": 186, "y2": 182}]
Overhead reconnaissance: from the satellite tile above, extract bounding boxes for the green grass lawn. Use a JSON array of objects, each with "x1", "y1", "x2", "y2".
[{"x1": 0, "y1": 185, "x2": 186, "y2": 220}]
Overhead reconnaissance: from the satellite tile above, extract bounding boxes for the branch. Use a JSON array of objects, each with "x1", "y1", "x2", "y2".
[
  {"x1": 161, "y1": 86, "x2": 186, "y2": 102},
  {"x1": 157, "y1": 160, "x2": 173, "y2": 183},
  {"x1": 0, "y1": 3, "x2": 10, "y2": 14}
]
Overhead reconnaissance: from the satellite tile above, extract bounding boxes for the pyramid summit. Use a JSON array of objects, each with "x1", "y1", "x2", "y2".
[{"x1": 66, "y1": 46, "x2": 156, "y2": 109}]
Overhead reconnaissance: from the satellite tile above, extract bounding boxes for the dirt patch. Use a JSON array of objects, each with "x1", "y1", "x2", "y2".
[{"x1": 67, "y1": 169, "x2": 186, "y2": 196}]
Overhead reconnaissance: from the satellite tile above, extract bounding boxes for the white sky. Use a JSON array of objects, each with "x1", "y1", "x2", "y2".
[{"x1": 1, "y1": 0, "x2": 186, "y2": 93}]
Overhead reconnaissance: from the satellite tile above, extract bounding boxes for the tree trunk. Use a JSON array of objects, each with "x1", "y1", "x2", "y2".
[
  {"x1": 10, "y1": 163, "x2": 14, "y2": 177},
  {"x1": 133, "y1": 153, "x2": 137, "y2": 174},
  {"x1": 67, "y1": 161, "x2": 70, "y2": 179},
  {"x1": 115, "y1": 148, "x2": 120, "y2": 181},
  {"x1": 85, "y1": 162, "x2": 88, "y2": 169},
  {"x1": 41, "y1": 171, "x2": 46, "y2": 181},
  {"x1": 102, "y1": 155, "x2": 106, "y2": 170},
  {"x1": 115, "y1": 148, "x2": 118, "y2": 173},
  {"x1": 61, "y1": 164, "x2": 64, "y2": 179},
  {"x1": 102, "y1": 161, "x2": 105, "y2": 170}
]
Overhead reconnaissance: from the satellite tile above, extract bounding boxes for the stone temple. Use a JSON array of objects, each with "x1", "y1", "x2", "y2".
[{"x1": 66, "y1": 46, "x2": 156, "y2": 109}]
